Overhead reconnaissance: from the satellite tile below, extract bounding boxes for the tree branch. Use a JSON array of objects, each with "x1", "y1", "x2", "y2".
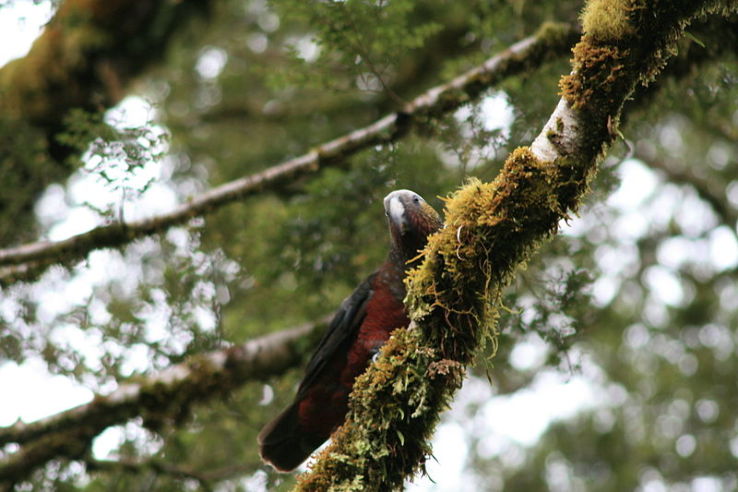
[
  {"x1": 296, "y1": 2, "x2": 737, "y2": 490},
  {"x1": 84, "y1": 456, "x2": 212, "y2": 491},
  {"x1": 0, "y1": 0, "x2": 210, "y2": 152},
  {"x1": 0, "y1": 23, "x2": 580, "y2": 285},
  {"x1": 83, "y1": 454, "x2": 265, "y2": 490},
  {"x1": 0, "y1": 0, "x2": 211, "y2": 247},
  {"x1": 0, "y1": 318, "x2": 326, "y2": 486}
]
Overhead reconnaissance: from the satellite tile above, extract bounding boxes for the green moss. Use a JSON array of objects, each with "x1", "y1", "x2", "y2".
[
  {"x1": 296, "y1": 328, "x2": 446, "y2": 491},
  {"x1": 580, "y1": 0, "x2": 636, "y2": 42},
  {"x1": 560, "y1": 40, "x2": 630, "y2": 111},
  {"x1": 534, "y1": 21, "x2": 577, "y2": 47},
  {"x1": 295, "y1": 133, "x2": 610, "y2": 488},
  {"x1": 293, "y1": 3, "x2": 738, "y2": 490}
]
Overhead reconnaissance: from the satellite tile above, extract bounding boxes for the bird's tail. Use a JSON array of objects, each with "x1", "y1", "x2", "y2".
[{"x1": 257, "y1": 402, "x2": 326, "y2": 472}]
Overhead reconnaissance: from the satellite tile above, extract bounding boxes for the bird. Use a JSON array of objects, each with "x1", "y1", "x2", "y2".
[{"x1": 257, "y1": 189, "x2": 443, "y2": 472}]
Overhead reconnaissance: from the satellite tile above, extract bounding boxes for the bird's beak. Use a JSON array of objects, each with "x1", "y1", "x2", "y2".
[{"x1": 385, "y1": 194, "x2": 407, "y2": 232}]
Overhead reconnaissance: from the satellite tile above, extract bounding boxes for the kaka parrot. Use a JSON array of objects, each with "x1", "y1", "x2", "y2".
[{"x1": 258, "y1": 189, "x2": 442, "y2": 472}]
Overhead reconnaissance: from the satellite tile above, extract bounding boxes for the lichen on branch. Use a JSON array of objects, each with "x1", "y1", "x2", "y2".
[
  {"x1": 297, "y1": 149, "x2": 587, "y2": 491},
  {"x1": 0, "y1": 0, "x2": 211, "y2": 246},
  {"x1": 295, "y1": 1, "x2": 736, "y2": 490},
  {"x1": 0, "y1": 320, "x2": 324, "y2": 487}
]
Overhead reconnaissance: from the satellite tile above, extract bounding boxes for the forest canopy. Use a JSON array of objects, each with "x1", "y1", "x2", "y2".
[{"x1": 0, "y1": 0, "x2": 737, "y2": 490}]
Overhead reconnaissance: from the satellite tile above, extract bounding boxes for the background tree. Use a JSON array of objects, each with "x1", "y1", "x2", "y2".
[{"x1": 0, "y1": 0, "x2": 736, "y2": 490}]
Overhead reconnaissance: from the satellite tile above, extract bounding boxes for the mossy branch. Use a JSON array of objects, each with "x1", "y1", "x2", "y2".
[
  {"x1": 0, "y1": 319, "x2": 325, "y2": 487},
  {"x1": 83, "y1": 456, "x2": 215, "y2": 491},
  {"x1": 296, "y1": 1, "x2": 737, "y2": 490},
  {"x1": 0, "y1": 0, "x2": 209, "y2": 141},
  {"x1": 83, "y1": 455, "x2": 263, "y2": 490},
  {"x1": 0, "y1": 0, "x2": 211, "y2": 247},
  {"x1": 0, "y1": 23, "x2": 580, "y2": 285}
]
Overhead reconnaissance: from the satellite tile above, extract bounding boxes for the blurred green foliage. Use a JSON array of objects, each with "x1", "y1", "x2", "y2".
[{"x1": 1, "y1": 0, "x2": 737, "y2": 490}]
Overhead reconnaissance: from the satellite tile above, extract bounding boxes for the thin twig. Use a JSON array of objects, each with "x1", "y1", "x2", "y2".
[
  {"x1": 0, "y1": 24, "x2": 579, "y2": 284},
  {"x1": 84, "y1": 454, "x2": 265, "y2": 488},
  {"x1": 0, "y1": 318, "x2": 328, "y2": 484},
  {"x1": 85, "y1": 456, "x2": 212, "y2": 491}
]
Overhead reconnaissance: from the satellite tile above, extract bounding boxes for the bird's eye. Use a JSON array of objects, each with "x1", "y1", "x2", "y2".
[{"x1": 413, "y1": 196, "x2": 420, "y2": 204}]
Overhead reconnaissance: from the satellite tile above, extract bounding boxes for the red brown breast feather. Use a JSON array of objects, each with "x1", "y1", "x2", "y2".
[{"x1": 257, "y1": 189, "x2": 442, "y2": 472}]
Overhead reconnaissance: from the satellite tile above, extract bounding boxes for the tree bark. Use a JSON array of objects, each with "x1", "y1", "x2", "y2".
[
  {"x1": 0, "y1": 0, "x2": 210, "y2": 245},
  {"x1": 0, "y1": 319, "x2": 323, "y2": 487},
  {"x1": 296, "y1": 1, "x2": 737, "y2": 490},
  {"x1": 0, "y1": 23, "x2": 579, "y2": 285}
]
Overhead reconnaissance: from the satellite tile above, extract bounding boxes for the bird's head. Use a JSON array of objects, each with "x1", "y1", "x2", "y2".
[{"x1": 383, "y1": 189, "x2": 442, "y2": 266}]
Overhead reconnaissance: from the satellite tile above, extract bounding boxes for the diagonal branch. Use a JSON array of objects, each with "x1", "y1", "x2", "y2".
[
  {"x1": 0, "y1": 0, "x2": 211, "y2": 248},
  {"x1": 84, "y1": 456, "x2": 212, "y2": 491},
  {"x1": 83, "y1": 454, "x2": 265, "y2": 490},
  {"x1": 0, "y1": 0, "x2": 209, "y2": 144},
  {"x1": 0, "y1": 318, "x2": 327, "y2": 485},
  {"x1": 296, "y1": 1, "x2": 737, "y2": 490},
  {"x1": 0, "y1": 23, "x2": 579, "y2": 285}
]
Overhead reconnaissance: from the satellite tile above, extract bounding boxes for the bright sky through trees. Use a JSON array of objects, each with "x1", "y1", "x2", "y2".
[{"x1": 1, "y1": 0, "x2": 736, "y2": 489}]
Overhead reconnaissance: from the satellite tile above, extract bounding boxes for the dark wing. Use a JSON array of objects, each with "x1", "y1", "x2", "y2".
[{"x1": 295, "y1": 272, "x2": 376, "y2": 398}]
